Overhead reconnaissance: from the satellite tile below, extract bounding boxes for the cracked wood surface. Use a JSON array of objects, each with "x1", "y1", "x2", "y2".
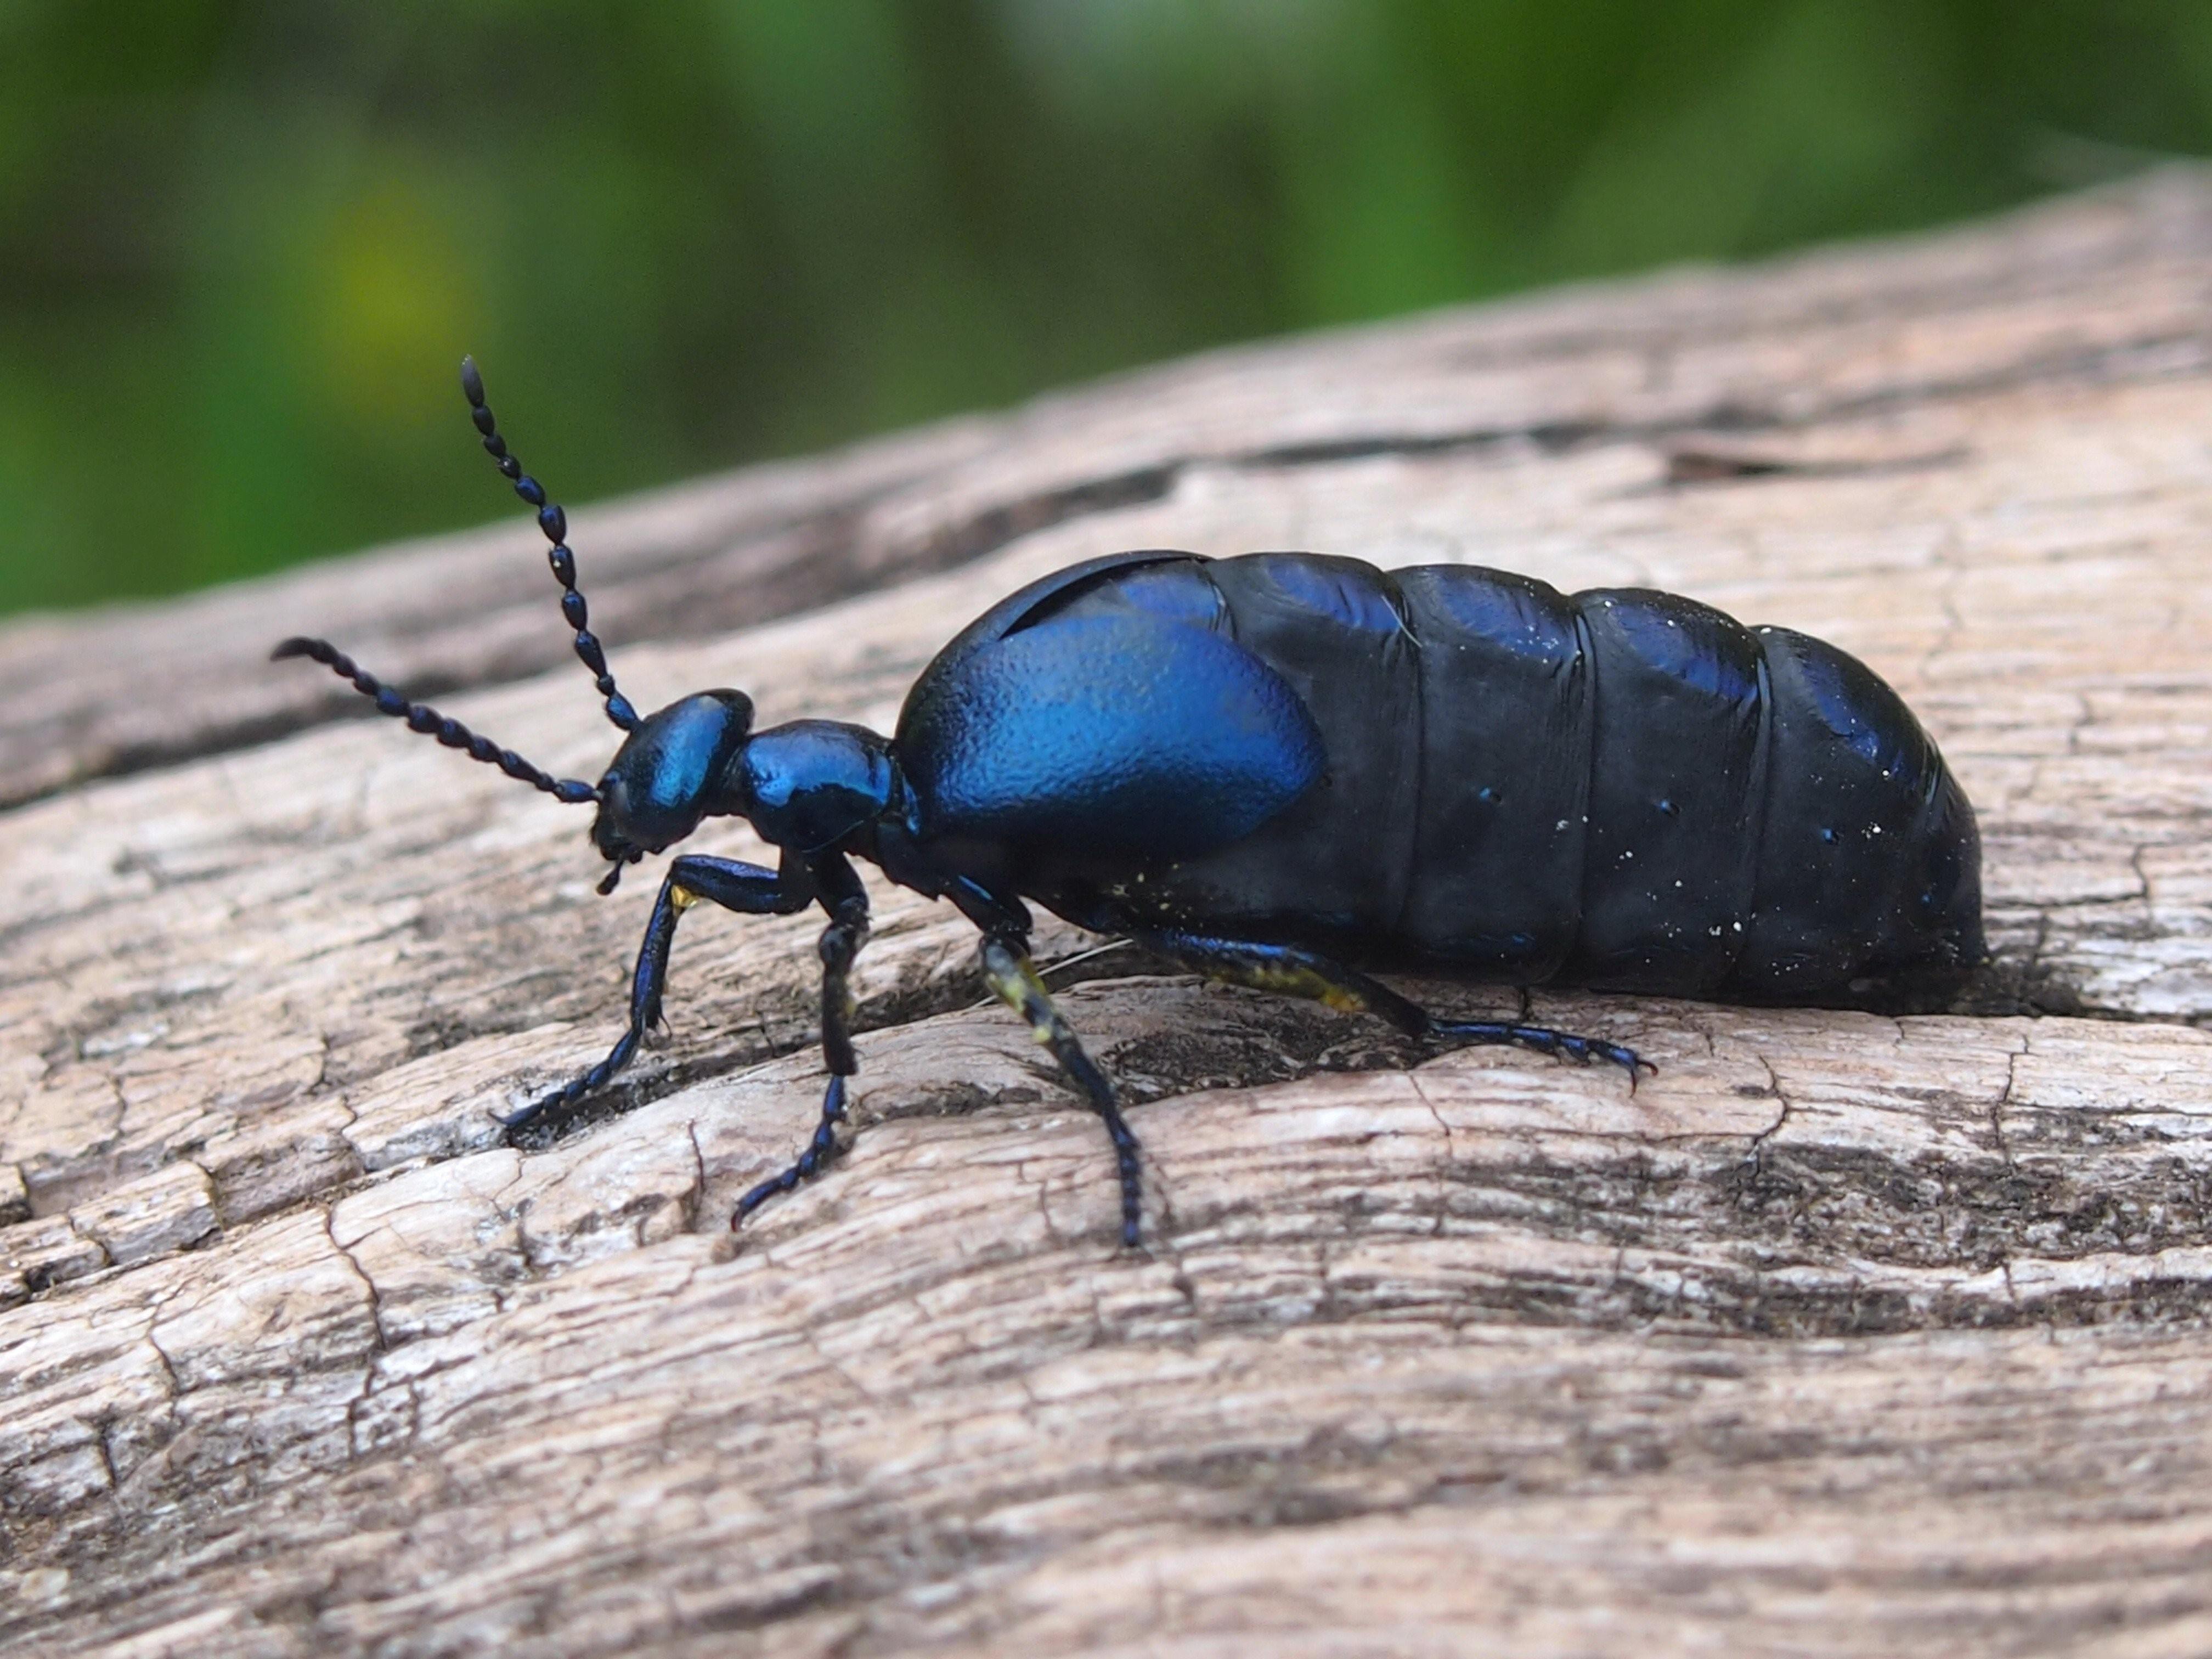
[{"x1": 5, "y1": 171, "x2": 2212, "y2": 1656}]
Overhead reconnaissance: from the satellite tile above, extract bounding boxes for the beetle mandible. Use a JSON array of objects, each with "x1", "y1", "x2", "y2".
[{"x1": 277, "y1": 360, "x2": 1984, "y2": 1247}]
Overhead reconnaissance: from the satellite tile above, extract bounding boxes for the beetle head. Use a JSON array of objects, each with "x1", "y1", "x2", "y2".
[
  {"x1": 590, "y1": 690, "x2": 754, "y2": 887},
  {"x1": 275, "y1": 362, "x2": 772, "y2": 896}
]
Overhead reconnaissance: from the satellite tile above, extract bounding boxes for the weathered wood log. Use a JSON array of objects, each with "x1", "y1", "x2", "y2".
[{"x1": 7, "y1": 170, "x2": 2212, "y2": 1657}]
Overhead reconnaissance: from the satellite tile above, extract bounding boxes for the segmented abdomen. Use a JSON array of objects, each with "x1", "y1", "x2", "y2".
[{"x1": 1045, "y1": 552, "x2": 1982, "y2": 1005}]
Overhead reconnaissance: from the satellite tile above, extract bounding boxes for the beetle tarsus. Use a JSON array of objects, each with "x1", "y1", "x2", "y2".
[
  {"x1": 502, "y1": 854, "x2": 810, "y2": 1144},
  {"x1": 1426, "y1": 1018, "x2": 1649, "y2": 1088},
  {"x1": 733, "y1": 1074, "x2": 850, "y2": 1226},
  {"x1": 503, "y1": 1026, "x2": 646, "y2": 1138}
]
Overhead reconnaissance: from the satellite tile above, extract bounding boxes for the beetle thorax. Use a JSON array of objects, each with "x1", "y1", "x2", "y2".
[{"x1": 733, "y1": 720, "x2": 901, "y2": 855}]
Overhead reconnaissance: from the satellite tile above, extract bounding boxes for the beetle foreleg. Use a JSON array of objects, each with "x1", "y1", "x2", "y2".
[
  {"x1": 979, "y1": 936, "x2": 1146, "y2": 1249},
  {"x1": 502, "y1": 853, "x2": 814, "y2": 1139},
  {"x1": 1128, "y1": 928, "x2": 1651, "y2": 1086},
  {"x1": 734, "y1": 857, "x2": 871, "y2": 1227}
]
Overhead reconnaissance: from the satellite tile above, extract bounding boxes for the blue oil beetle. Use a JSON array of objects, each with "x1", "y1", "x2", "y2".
[{"x1": 278, "y1": 360, "x2": 1984, "y2": 1247}]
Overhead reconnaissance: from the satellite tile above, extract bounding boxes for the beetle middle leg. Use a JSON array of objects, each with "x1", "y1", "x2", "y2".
[
  {"x1": 502, "y1": 851, "x2": 815, "y2": 1138},
  {"x1": 732, "y1": 855, "x2": 872, "y2": 1227},
  {"x1": 978, "y1": 936, "x2": 1147, "y2": 1249},
  {"x1": 1124, "y1": 927, "x2": 1649, "y2": 1083}
]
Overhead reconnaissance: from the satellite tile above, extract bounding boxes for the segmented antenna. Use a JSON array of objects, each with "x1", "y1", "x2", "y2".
[
  {"x1": 460, "y1": 357, "x2": 639, "y2": 732},
  {"x1": 273, "y1": 637, "x2": 599, "y2": 804}
]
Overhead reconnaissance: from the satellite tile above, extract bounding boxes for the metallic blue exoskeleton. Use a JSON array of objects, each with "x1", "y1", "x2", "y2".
[{"x1": 278, "y1": 362, "x2": 1984, "y2": 1248}]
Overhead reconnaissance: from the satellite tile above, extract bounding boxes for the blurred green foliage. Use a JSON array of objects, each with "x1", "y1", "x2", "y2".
[{"x1": 2, "y1": 0, "x2": 2209, "y2": 616}]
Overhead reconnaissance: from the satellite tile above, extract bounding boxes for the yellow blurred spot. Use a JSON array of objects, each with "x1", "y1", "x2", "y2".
[{"x1": 309, "y1": 182, "x2": 470, "y2": 433}]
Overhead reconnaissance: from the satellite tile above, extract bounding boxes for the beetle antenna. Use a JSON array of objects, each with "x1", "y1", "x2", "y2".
[
  {"x1": 273, "y1": 637, "x2": 600, "y2": 804},
  {"x1": 459, "y1": 356, "x2": 639, "y2": 732}
]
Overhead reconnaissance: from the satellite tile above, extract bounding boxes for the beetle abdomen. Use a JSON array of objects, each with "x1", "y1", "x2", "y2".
[
  {"x1": 898, "y1": 551, "x2": 1982, "y2": 1007},
  {"x1": 1729, "y1": 626, "x2": 1982, "y2": 1003},
  {"x1": 1556, "y1": 586, "x2": 1770, "y2": 995},
  {"x1": 1387, "y1": 563, "x2": 1593, "y2": 978}
]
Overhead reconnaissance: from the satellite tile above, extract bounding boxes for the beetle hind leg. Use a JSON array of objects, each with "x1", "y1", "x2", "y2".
[
  {"x1": 979, "y1": 936, "x2": 1147, "y2": 1248},
  {"x1": 1127, "y1": 927, "x2": 1650, "y2": 1086}
]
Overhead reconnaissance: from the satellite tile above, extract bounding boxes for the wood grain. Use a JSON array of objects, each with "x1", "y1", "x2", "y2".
[{"x1": 5, "y1": 171, "x2": 2212, "y2": 1657}]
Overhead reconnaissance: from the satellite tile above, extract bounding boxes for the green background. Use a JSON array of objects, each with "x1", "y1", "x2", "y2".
[{"x1": 4, "y1": 0, "x2": 2209, "y2": 618}]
